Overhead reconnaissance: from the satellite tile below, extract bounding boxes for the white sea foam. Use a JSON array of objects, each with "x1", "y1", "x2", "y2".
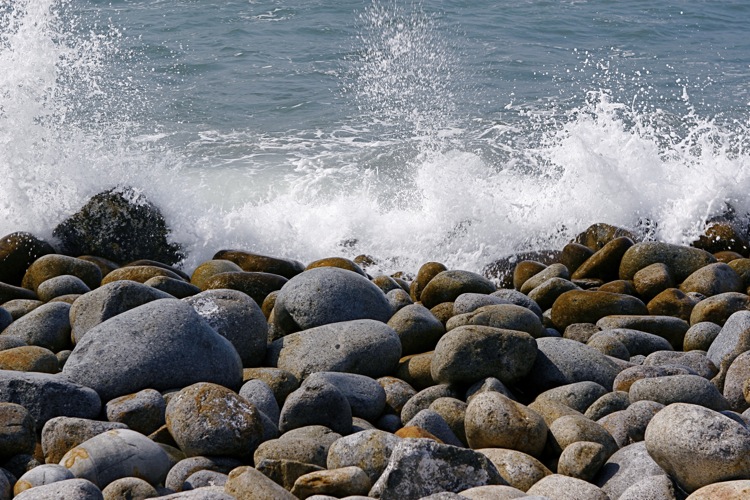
[{"x1": 1, "y1": 0, "x2": 748, "y2": 277}]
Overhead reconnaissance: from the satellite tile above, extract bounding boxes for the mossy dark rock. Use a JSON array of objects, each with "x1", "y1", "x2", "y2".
[
  {"x1": 574, "y1": 223, "x2": 639, "y2": 251},
  {"x1": 203, "y1": 271, "x2": 287, "y2": 306},
  {"x1": 0, "y1": 233, "x2": 56, "y2": 290},
  {"x1": 53, "y1": 188, "x2": 183, "y2": 265},
  {"x1": 213, "y1": 250, "x2": 305, "y2": 280}
]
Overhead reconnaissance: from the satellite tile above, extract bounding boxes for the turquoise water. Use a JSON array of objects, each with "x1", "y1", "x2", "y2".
[{"x1": 1, "y1": 0, "x2": 749, "y2": 273}]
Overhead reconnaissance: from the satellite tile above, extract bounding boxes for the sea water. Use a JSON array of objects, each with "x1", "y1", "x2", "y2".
[{"x1": 1, "y1": 0, "x2": 749, "y2": 275}]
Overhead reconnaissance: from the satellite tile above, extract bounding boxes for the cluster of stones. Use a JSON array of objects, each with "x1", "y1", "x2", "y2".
[{"x1": 3, "y1": 193, "x2": 750, "y2": 499}]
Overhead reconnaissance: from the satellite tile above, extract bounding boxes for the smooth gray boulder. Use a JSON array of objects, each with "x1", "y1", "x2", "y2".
[
  {"x1": 527, "y1": 474, "x2": 608, "y2": 500},
  {"x1": 69, "y1": 280, "x2": 172, "y2": 344},
  {"x1": 273, "y1": 267, "x2": 393, "y2": 332},
  {"x1": 184, "y1": 289, "x2": 268, "y2": 367},
  {"x1": 594, "y1": 441, "x2": 667, "y2": 499},
  {"x1": 405, "y1": 409, "x2": 463, "y2": 447},
  {"x1": 239, "y1": 379, "x2": 280, "y2": 423},
  {"x1": 0, "y1": 371, "x2": 100, "y2": 431},
  {"x1": 41, "y1": 417, "x2": 128, "y2": 464},
  {"x1": 13, "y1": 479, "x2": 103, "y2": 500},
  {"x1": 14, "y1": 464, "x2": 74, "y2": 495},
  {"x1": 304, "y1": 372, "x2": 386, "y2": 422},
  {"x1": 63, "y1": 299, "x2": 243, "y2": 401},
  {"x1": 266, "y1": 319, "x2": 401, "y2": 380},
  {"x1": 370, "y1": 439, "x2": 504, "y2": 499},
  {"x1": 37, "y1": 275, "x2": 90, "y2": 302},
  {"x1": 279, "y1": 379, "x2": 352, "y2": 435},
  {"x1": 59, "y1": 428, "x2": 170, "y2": 489},
  {"x1": 0, "y1": 302, "x2": 71, "y2": 352},
  {"x1": 629, "y1": 374, "x2": 730, "y2": 411},
  {"x1": 707, "y1": 310, "x2": 750, "y2": 384},
  {"x1": 387, "y1": 304, "x2": 445, "y2": 356}
]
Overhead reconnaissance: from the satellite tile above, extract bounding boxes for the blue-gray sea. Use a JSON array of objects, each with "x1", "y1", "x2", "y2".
[{"x1": 1, "y1": 0, "x2": 749, "y2": 273}]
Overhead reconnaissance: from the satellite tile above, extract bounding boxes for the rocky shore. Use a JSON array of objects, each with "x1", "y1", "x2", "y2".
[{"x1": 2, "y1": 191, "x2": 750, "y2": 499}]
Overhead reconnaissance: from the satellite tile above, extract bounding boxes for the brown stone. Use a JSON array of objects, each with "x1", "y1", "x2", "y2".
[
  {"x1": 513, "y1": 261, "x2": 547, "y2": 291},
  {"x1": 633, "y1": 263, "x2": 675, "y2": 302},
  {"x1": 550, "y1": 290, "x2": 648, "y2": 331},
  {"x1": 213, "y1": 249, "x2": 305, "y2": 279},
  {"x1": 0, "y1": 346, "x2": 59, "y2": 373},
  {"x1": 305, "y1": 257, "x2": 367, "y2": 277},
  {"x1": 572, "y1": 237, "x2": 634, "y2": 282},
  {"x1": 647, "y1": 288, "x2": 698, "y2": 322},
  {"x1": 689, "y1": 292, "x2": 750, "y2": 326},
  {"x1": 190, "y1": 259, "x2": 243, "y2": 289},
  {"x1": 396, "y1": 352, "x2": 435, "y2": 391},
  {"x1": 22, "y1": 255, "x2": 101, "y2": 293},
  {"x1": 203, "y1": 271, "x2": 287, "y2": 306},
  {"x1": 560, "y1": 243, "x2": 595, "y2": 276},
  {"x1": 101, "y1": 265, "x2": 184, "y2": 285},
  {"x1": 574, "y1": 223, "x2": 638, "y2": 251}
]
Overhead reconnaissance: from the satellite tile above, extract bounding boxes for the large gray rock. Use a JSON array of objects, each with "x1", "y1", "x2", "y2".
[
  {"x1": 707, "y1": 310, "x2": 750, "y2": 385},
  {"x1": 273, "y1": 267, "x2": 393, "y2": 333},
  {"x1": 63, "y1": 299, "x2": 243, "y2": 401},
  {"x1": 327, "y1": 429, "x2": 401, "y2": 485},
  {"x1": 13, "y1": 464, "x2": 75, "y2": 495},
  {"x1": 431, "y1": 326, "x2": 537, "y2": 386},
  {"x1": 645, "y1": 403, "x2": 750, "y2": 493},
  {"x1": 266, "y1": 319, "x2": 401, "y2": 380},
  {"x1": 534, "y1": 381, "x2": 609, "y2": 414},
  {"x1": 59, "y1": 428, "x2": 170, "y2": 489},
  {"x1": 526, "y1": 338, "x2": 623, "y2": 393},
  {"x1": 69, "y1": 281, "x2": 173, "y2": 344},
  {"x1": 618, "y1": 242, "x2": 716, "y2": 282},
  {"x1": 679, "y1": 262, "x2": 743, "y2": 296},
  {"x1": 0, "y1": 371, "x2": 100, "y2": 431},
  {"x1": 166, "y1": 383, "x2": 264, "y2": 459},
  {"x1": 239, "y1": 379, "x2": 280, "y2": 423},
  {"x1": 446, "y1": 304, "x2": 544, "y2": 338},
  {"x1": 184, "y1": 289, "x2": 268, "y2": 367},
  {"x1": 594, "y1": 441, "x2": 667, "y2": 499},
  {"x1": 279, "y1": 379, "x2": 352, "y2": 435},
  {"x1": 629, "y1": 374, "x2": 729, "y2": 411},
  {"x1": 369, "y1": 439, "x2": 504, "y2": 499}
]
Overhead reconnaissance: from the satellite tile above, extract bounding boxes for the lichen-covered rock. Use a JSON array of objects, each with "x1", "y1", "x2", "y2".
[
  {"x1": 431, "y1": 326, "x2": 537, "y2": 386},
  {"x1": 63, "y1": 299, "x2": 243, "y2": 402},
  {"x1": 165, "y1": 383, "x2": 264, "y2": 460},
  {"x1": 326, "y1": 429, "x2": 401, "y2": 485},
  {"x1": 0, "y1": 345, "x2": 59, "y2": 373},
  {"x1": 105, "y1": 388, "x2": 166, "y2": 436},
  {"x1": 13, "y1": 464, "x2": 75, "y2": 496},
  {"x1": 369, "y1": 439, "x2": 504, "y2": 500},
  {"x1": 41, "y1": 417, "x2": 128, "y2": 464},
  {"x1": 645, "y1": 403, "x2": 750, "y2": 493},
  {"x1": 100, "y1": 477, "x2": 158, "y2": 500},
  {"x1": 53, "y1": 188, "x2": 183, "y2": 265},
  {"x1": 13, "y1": 478, "x2": 103, "y2": 500}
]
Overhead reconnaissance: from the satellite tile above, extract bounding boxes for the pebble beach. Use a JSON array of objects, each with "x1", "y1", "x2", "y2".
[{"x1": 3, "y1": 190, "x2": 750, "y2": 500}]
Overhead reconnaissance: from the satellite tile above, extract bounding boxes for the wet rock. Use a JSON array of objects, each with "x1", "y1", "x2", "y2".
[
  {"x1": 387, "y1": 304, "x2": 445, "y2": 356},
  {"x1": 184, "y1": 289, "x2": 268, "y2": 367},
  {"x1": 305, "y1": 257, "x2": 367, "y2": 277},
  {"x1": 465, "y1": 392, "x2": 548, "y2": 457},
  {"x1": 679, "y1": 262, "x2": 744, "y2": 297},
  {"x1": 420, "y1": 271, "x2": 496, "y2": 310},
  {"x1": 254, "y1": 425, "x2": 341, "y2": 468},
  {"x1": 63, "y1": 299, "x2": 243, "y2": 401},
  {"x1": 596, "y1": 315, "x2": 689, "y2": 350},
  {"x1": 411, "y1": 262, "x2": 448, "y2": 302},
  {"x1": 225, "y1": 466, "x2": 297, "y2": 500},
  {"x1": 145, "y1": 275, "x2": 200, "y2": 298},
  {"x1": 22, "y1": 254, "x2": 101, "y2": 293},
  {"x1": 212, "y1": 250, "x2": 304, "y2": 279},
  {"x1": 189, "y1": 260, "x2": 243, "y2": 290},
  {"x1": 431, "y1": 326, "x2": 537, "y2": 386},
  {"x1": 526, "y1": 338, "x2": 623, "y2": 393},
  {"x1": 53, "y1": 188, "x2": 183, "y2": 265},
  {"x1": 291, "y1": 466, "x2": 371, "y2": 499},
  {"x1": 0, "y1": 232, "x2": 56, "y2": 287},
  {"x1": 42, "y1": 417, "x2": 128, "y2": 464},
  {"x1": 619, "y1": 242, "x2": 716, "y2": 282},
  {"x1": 475, "y1": 448, "x2": 551, "y2": 492},
  {"x1": 0, "y1": 371, "x2": 100, "y2": 431},
  {"x1": 69, "y1": 280, "x2": 172, "y2": 344},
  {"x1": 101, "y1": 477, "x2": 158, "y2": 499},
  {"x1": 633, "y1": 263, "x2": 675, "y2": 302},
  {"x1": 202, "y1": 272, "x2": 287, "y2": 307},
  {"x1": 0, "y1": 345, "x2": 58, "y2": 373},
  {"x1": 60, "y1": 428, "x2": 170, "y2": 489},
  {"x1": 689, "y1": 291, "x2": 750, "y2": 326},
  {"x1": 369, "y1": 439, "x2": 504, "y2": 499},
  {"x1": 13, "y1": 478, "x2": 103, "y2": 500},
  {"x1": 526, "y1": 474, "x2": 609, "y2": 500},
  {"x1": 645, "y1": 402, "x2": 750, "y2": 493},
  {"x1": 273, "y1": 267, "x2": 392, "y2": 333},
  {"x1": 551, "y1": 290, "x2": 647, "y2": 331},
  {"x1": 575, "y1": 223, "x2": 638, "y2": 251},
  {"x1": 36, "y1": 275, "x2": 90, "y2": 302},
  {"x1": 519, "y1": 263, "x2": 569, "y2": 295},
  {"x1": 527, "y1": 277, "x2": 580, "y2": 312},
  {"x1": 105, "y1": 388, "x2": 166, "y2": 436},
  {"x1": 266, "y1": 319, "x2": 401, "y2": 381},
  {"x1": 101, "y1": 266, "x2": 184, "y2": 286},
  {"x1": 0, "y1": 402, "x2": 35, "y2": 461},
  {"x1": 572, "y1": 236, "x2": 634, "y2": 282},
  {"x1": 1, "y1": 302, "x2": 71, "y2": 352},
  {"x1": 165, "y1": 383, "x2": 264, "y2": 459},
  {"x1": 279, "y1": 379, "x2": 352, "y2": 435},
  {"x1": 0, "y1": 282, "x2": 37, "y2": 306}
]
